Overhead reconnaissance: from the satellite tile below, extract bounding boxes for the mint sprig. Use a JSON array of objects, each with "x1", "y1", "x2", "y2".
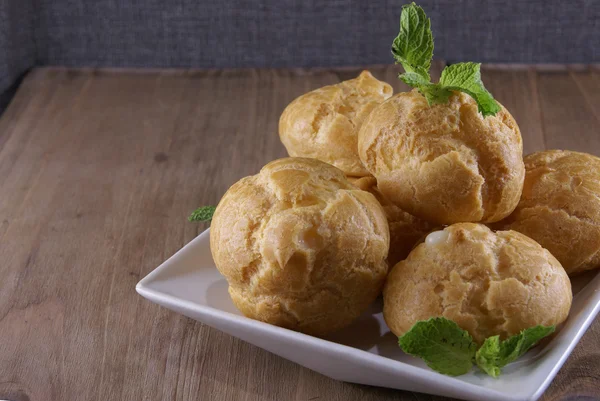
[
  {"x1": 392, "y1": 3, "x2": 500, "y2": 116},
  {"x1": 188, "y1": 205, "x2": 216, "y2": 222},
  {"x1": 398, "y1": 317, "x2": 555, "y2": 377}
]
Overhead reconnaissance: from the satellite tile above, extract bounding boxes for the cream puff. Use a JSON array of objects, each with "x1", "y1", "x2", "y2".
[
  {"x1": 358, "y1": 90, "x2": 525, "y2": 225},
  {"x1": 499, "y1": 150, "x2": 600, "y2": 275},
  {"x1": 383, "y1": 223, "x2": 571, "y2": 343},
  {"x1": 279, "y1": 71, "x2": 393, "y2": 177},
  {"x1": 210, "y1": 157, "x2": 390, "y2": 336}
]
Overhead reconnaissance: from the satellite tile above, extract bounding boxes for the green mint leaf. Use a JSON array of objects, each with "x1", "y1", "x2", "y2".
[
  {"x1": 475, "y1": 336, "x2": 502, "y2": 377},
  {"x1": 398, "y1": 71, "x2": 431, "y2": 87},
  {"x1": 392, "y1": 2, "x2": 434, "y2": 81},
  {"x1": 475, "y1": 325, "x2": 555, "y2": 378},
  {"x1": 188, "y1": 205, "x2": 216, "y2": 222},
  {"x1": 398, "y1": 317, "x2": 477, "y2": 376},
  {"x1": 438, "y1": 62, "x2": 501, "y2": 116},
  {"x1": 398, "y1": 71, "x2": 436, "y2": 93}
]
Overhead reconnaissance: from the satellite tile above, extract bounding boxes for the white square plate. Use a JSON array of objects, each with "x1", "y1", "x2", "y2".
[{"x1": 136, "y1": 228, "x2": 600, "y2": 401}]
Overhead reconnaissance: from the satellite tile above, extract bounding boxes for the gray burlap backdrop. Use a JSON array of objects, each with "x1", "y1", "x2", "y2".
[{"x1": 1, "y1": 0, "x2": 598, "y2": 112}]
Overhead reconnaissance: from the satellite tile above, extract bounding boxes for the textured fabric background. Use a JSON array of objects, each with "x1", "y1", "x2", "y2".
[
  {"x1": 1, "y1": 0, "x2": 599, "y2": 113},
  {"x1": 36, "y1": 0, "x2": 598, "y2": 68},
  {"x1": 0, "y1": 0, "x2": 36, "y2": 111}
]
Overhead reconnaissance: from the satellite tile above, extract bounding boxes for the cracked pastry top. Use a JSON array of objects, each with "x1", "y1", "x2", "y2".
[
  {"x1": 383, "y1": 223, "x2": 572, "y2": 344},
  {"x1": 358, "y1": 89, "x2": 525, "y2": 225},
  {"x1": 499, "y1": 150, "x2": 600, "y2": 275},
  {"x1": 210, "y1": 157, "x2": 390, "y2": 336},
  {"x1": 279, "y1": 71, "x2": 393, "y2": 177}
]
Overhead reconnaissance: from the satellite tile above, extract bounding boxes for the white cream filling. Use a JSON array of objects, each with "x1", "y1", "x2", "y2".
[{"x1": 425, "y1": 230, "x2": 449, "y2": 246}]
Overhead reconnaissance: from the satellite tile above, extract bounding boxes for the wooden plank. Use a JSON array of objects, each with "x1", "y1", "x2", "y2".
[
  {"x1": 0, "y1": 66, "x2": 598, "y2": 401},
  {"x1": 569, "y1": 68, "x2": 600, "y2": 125},
  {"x1": 536, "y1": 68, "x2": 600, "y2": 153}
]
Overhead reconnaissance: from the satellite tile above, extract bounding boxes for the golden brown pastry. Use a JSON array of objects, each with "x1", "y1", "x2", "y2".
[
  {"x1": 349, "y1": 175, "x2": 437, "y2": 266},
  {"x1": 279, "y1": 71, "x2": 393, "y2": 177},
  {"x1": 498, "y1": 150, "x2": 600, "y2": 275},
  {"x1": 358, "y1": 90, "x2": 525, "y2": 225},
  {"x1": 383, "y1": 223, "x2": 571, "y2": 344},
  {"x1": 210, "y1": 157, "x2": 390, "y2": 336}
]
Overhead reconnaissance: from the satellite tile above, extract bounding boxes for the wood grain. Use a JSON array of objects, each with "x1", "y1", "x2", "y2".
[{"x1": 0, "y1": 66, "x2": 598, "y2": 401}]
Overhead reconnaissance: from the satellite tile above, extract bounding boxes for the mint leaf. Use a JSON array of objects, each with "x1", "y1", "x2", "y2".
[
  {"x1": 475, "y1": 325, "x2": 555, "y2": 378},
  {"x1": 398, "y1": 317, "x2": 477, "y2": 376},
  {"x1": 391, "y1": 4, "x2": 500, "y2": 117},
  {"x1": 475, "y1": 336, "x2": 502, "y2": 377},
  {"x1": 398, "y1": 71, "x2": 431, "y2": 88},
  {"x1": 438, "y1": 62, "x2": 501, "y2": 117},
  {"x1": 392, "y1": 2, "x2": 434, "y2": 81},
  {"x1": 188, "y1": 206, "x2": 216, "y2": 222}
]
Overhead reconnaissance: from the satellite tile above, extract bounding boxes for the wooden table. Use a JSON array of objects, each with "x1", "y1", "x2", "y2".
[{"x1": 0, "y1": 65, "x2": 599, "y2": 401}]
